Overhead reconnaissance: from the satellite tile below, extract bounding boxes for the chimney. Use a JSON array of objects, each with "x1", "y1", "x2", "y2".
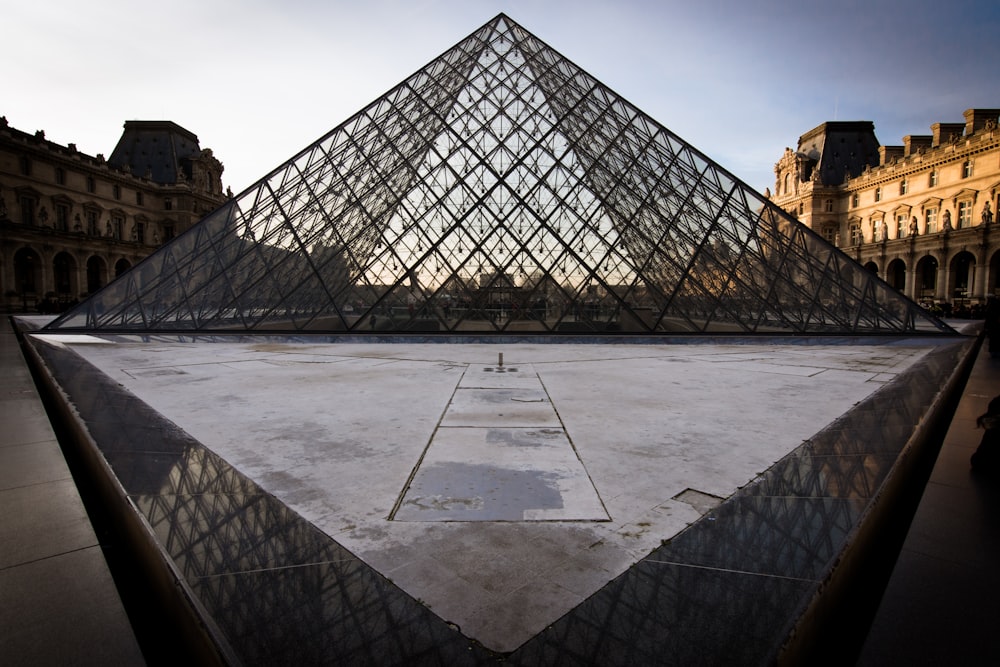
[
  {"x1": 879, "y1": 145, "x2": 904, "y2": 165},
  {"x1": 931, "y1": 122, "x2": 966, "y2": 146},
  {"x1": 963, "y1": 108, "x2": 1000, "y2": 135},
  {"x1": 903, "y1": 135, "x2": 933, "y2": 156}
]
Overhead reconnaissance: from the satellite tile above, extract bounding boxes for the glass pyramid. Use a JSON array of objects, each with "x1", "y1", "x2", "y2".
[{"x1": 47, "y1": 14, "x2": 950, "y2": 335}]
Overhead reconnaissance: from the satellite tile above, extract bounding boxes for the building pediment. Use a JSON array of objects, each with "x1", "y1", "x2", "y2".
[
  {"x1": 917, "y1": 197, "x2": 942, "y2": 210},
  {"x1": 13, "y1": 185, "x2": 42, "y2": 198},
  {"x1": 952, "y1": 188, "x2": 977, "y2": 203}
]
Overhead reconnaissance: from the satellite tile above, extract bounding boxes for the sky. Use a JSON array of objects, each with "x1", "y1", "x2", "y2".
[{"x1": 5, "y1": 0, "x2": 1000, "y2": 196}]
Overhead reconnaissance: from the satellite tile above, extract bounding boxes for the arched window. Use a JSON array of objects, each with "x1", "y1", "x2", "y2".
[
  {"x1": 86, "y1": 256, "x2": 106, "y2": 294},
  {"x1": 14, "y1": 248, "x2": 40, "y2": 294},
  {"x1": 886, "y1": 259, "x2": 906, "y2": 291},
  {"x1": 53, "y1": 252, "x2": 75, "y2": 295}
]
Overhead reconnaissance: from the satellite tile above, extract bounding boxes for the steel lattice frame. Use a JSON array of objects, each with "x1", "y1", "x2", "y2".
[{"x1": 47, "y1": 14, "x2": 950, "y2": 335}]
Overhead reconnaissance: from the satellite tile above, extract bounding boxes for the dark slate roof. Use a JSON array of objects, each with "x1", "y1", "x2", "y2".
[
  {"x1": 797, "y1": 121, "x2": 880, "y2": 186},
  {"x1": 108, "y1": 121, "x2": 203, "y2": 184}
]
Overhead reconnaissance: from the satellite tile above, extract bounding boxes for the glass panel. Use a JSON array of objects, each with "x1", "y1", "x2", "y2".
[{"x1": 45, "y1": 15, "x2": 951, "y2": 336}]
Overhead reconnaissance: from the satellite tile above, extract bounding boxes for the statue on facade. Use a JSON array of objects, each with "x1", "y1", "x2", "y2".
[
  {"x1": 983, "y1": 202, "x2": 994, "y2": 225},
  {"x1": 38, "y1": 206, "x2": 49, "y2": 227},
  {"x1": 910, "y1": 216, "x2": 919, "y2": 236},
  {"x1": 943, "y1": 209, "x2": 953, "y2": 231},
  {"x1": 106, "y1": 221, "x2": 113, "y2": 237}
]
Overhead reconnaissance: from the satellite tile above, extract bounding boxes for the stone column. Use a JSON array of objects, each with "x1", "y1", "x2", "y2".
[
  {"x1": 974, "y1": 256, "x2": 988, "y2": 301},
  {"x1": 905, "y1": 252, "x2": 917, "y2": 300},
  {"x1": 935, "y1": 262, "x2": 948, "y2": 302}
]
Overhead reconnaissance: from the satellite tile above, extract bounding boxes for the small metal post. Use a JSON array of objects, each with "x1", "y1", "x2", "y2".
[{"x1": 498, "y1": 352, "x2": 504, "y2": 367}]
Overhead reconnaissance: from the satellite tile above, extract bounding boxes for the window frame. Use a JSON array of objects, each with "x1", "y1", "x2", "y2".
[{"x1": 925, "y1": 207, "x2": 939, "y2": 233}]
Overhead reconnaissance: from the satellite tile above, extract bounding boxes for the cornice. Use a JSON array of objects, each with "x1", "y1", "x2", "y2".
[{"x1": 846, "y1": 132, "x2": 1000, "y2": 190}]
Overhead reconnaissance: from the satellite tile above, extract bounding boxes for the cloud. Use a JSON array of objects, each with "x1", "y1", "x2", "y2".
[{"x1": 5, "y1": 0, "x2": 999, "y2": 195}]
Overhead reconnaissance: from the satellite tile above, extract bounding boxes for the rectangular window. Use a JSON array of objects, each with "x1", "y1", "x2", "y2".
[
  {"x1": 929, "y1": 170, "x2": 939, "y2": 187},
  {"x1": 900, "y1": 179, "x2": 908, "y2": 195},
  {"x1": 136, "y1": 222, "x2": 145, "y2": 244},
  {"x1": 55, "y1": 167, "x2": 66, "y2": 185},
  {"x1": 963, "y1": 160, "x2": 974, "y2": 178},
  {"x1": 824, "y1": 199, "x2": 833, "y2": 212},
  {"x1": 925, "y1": 208, "x2": 938, "y2": 233},
  {"x1": 897, "y1": 214, "x2": 907, "y2": 238},
  {"x1": 959, "y1": 201, "x2": 973, "y2": 228},
  {"x1": 19, "y1": 196, "x2": 36, "y2": 225},
  {"x1": 55, "y1": 204, "x2": 69, "y2": 231},
  {"x1": 19, "y1": 156, "x2": 31, "y2": 176},
  {"x1": 112, "y1": 214, "x2": 125, "y2": 240},
  {"x1": 874, "y1": 187, "x2": 882, "y2": 202},
  {"x1": 113, "y1": 184, "x2": 121, "y2": 200},
  {"x1": 164, "y1": 197, "x2": 173, "y2": 211},
  {"x1": 86, "y1": 176, "x2": 96, "y2": 193},
  {"x1": 163, "y1": 224, "x2": 175, "y2": 241},
  {"x1": 851, "y1": 193, "x2": 859, "y2": 208},
  {"x1": 849, "y1": 223, "x2": 862, "y2": 245},
  {"x1": 85, "y1": 210, "x2": 99, "y2": 235},
  {"x1": 136, "y1": 191, "x2": 144, "y2": 206}
]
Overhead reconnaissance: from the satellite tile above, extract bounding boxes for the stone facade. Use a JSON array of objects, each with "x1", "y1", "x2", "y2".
[
  {"x1": 0, "y1": 117, "x2": 229, "y2": 312},
  {"x1": 770, "y1": 108, "x2": 1000, "y2": 311}
]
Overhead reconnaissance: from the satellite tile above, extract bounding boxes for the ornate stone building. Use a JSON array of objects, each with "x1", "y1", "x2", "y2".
[
  {"x1": 769, "y1": 108, "x2": 1000, "y2": 312},
  {"x1": 0, "y1": 117, "x2": 228, "y2": 312}
]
